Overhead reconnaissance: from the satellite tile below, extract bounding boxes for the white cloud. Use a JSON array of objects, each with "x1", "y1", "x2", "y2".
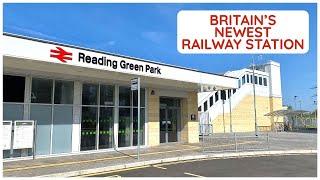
[{"x1": 141, "y1": 31, "x2": 166, "y2": 44}]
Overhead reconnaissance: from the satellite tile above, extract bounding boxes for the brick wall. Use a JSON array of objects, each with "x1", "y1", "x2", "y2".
[
  {"x1": 212, "y1": 95, "x2": 284, "y2": 133},
  {"x1": 147, "y1": 88, "x2": 160, "y2": 146}
]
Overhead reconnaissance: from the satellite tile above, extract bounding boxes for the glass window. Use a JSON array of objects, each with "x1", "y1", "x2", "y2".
[
  {"x1": 233, "y1": 89, "x2": 236, "y2": 94},
  {"x1": 238, "y1": 79, "x2": 241, "y2": 88},
  {"x1": 221, "y1": 90, "x2": 226, "y2": 100},
  {"x1": 119, "y1": 87, "x2": 131, "y2": 106},
  {"x1": 263, "y1": 78, "x2": 268, "y2": 86},
  {"x1": 228, "y1": 89, "x2": 231, "y2": 98},
  {"x1": 254, "y1": 76, "x2": 258, "y2": 84},
  {"x1": 242, "y1": 75, "x2": 245, "y2": 85},
  {"x1": 250, "y1": 75, "x2": 253, "y2": 83},
  {"x1": 82, "y1": 84, "x2": 98, "y2": 105},
  {"x1": 209, "y1": 96, "x2": 214, "y2": 107},
  {"x1": 31, "y1": 78, "x2": 53, "y2": 103},
  {"x1": 133, "y1": 108, "x2": 145, "y2": 146},
  {"x1": 246, "y1": 75, "x2": 249, "y2": 83},
  {"x1": 215, "y1": 92, "x2": 219, "y2": 102},
  {"x1": 203, "y1": 101, "x2": 208, "y2": 111},
  {"x1": 100, "y1": 85, "x2": 114, "y2": 106},
  {"x1": 4, "y1": 75, "x2": 25, "y2": 102},
  {"x1": 52, "y1": 105, "x2": 73, "y2": 154},
  {"x1": 198, "y1": 106, "x2": 202, "y2": 112},
  {"x1": 54, "y1": 80, "x2": 74, "y2": 104},
  {"x1": 259, "y1": 77, "x2": 263, "y2": 85},
  {"x1": 3, "y1": 104, "x2": 24, "y2": 120},
  {"x1": 118, "y1": 108, "x2": 131, "y2": 147},
  {"x1": 99, "y1": 107, "x2": 114, "y2": 149},
  {"x1": 133, "y1": 89, "x2": 145, "y2": 107},
  {"x1": 30, "y1": 105, "x2": 52, "y2": 155},
  {"x1": 81, "y1": 107, "x2": 98, "y2": 151}
]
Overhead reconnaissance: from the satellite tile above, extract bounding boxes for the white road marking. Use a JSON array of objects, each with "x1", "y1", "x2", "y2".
[{"x1": 184, "y1": 172, "x2": 205, "y2": 177}]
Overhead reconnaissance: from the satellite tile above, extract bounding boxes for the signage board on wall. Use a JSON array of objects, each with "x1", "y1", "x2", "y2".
[
  {"x1": 13, "y1": 120, "x2": 34, "y2": 149},
  {"x1": 3, "y1": 121, "x2": 12, "y2": 150},
  {"x1": 3, "y1": 35, "x2": 238, "y2": 89}
]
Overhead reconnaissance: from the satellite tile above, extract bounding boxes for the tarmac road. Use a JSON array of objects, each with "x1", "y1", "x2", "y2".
[{"x1": 88, "y1": 154, "x2": 317, "y2": 177}]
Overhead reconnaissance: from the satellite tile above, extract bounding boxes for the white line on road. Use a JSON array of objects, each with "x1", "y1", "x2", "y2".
[
  {"x1": 184, "y1": 172, "x2": 205, "y2": 177},
  {"x1": 152, "y1": 166, "x2": 167, "y2": 170},
  {"x1": 107, "y1": 175, "x2": 121, "y2": 178}
]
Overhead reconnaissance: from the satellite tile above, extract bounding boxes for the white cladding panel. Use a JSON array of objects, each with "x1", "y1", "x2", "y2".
[
  {"x1": 3, "y1": 35, "x2": 238, "y2": 89},
  {"x1": 265, "y1": 61, "x2": 282, "y2": 98}
]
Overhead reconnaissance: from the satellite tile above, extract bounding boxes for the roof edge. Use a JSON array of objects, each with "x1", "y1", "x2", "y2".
[{"x1": 3, "y1": 32, "x2": 237, "y2": 79}]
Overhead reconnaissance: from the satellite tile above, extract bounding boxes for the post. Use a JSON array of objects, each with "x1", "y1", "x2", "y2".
[
  {"x1": 33, "y1": 120, "x2": 37, "y2": 160},
  {"x1": 252, "y1": 57, "x2": 258, "y2": 136},
  {"x1": 10, "y1": 121, "x2": 14, "y2": 158},
  {"x1": 294, "y1": 96, "x2": 297, "y2": 110},
  {"x1": 131, "y1": 77, "x2": 140, "y2": 160},
  {"x1": 202, "y1": 129, "x2": 205, "y2": 153},
  {"x1": 293, "y1": 96, "x2": 298, "y2": 130},
  {"x1": 137, "y1": 77, "x2": 141, "y2": 160},
  {"x1": 229, "y1": 90, "x2": 232, "y2": 133},
  {"x1": 222, "y1": 99, "x2": 225, "y2": 133}
]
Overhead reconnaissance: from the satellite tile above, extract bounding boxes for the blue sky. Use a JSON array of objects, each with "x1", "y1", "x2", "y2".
[{"x1": 3, "y1": 3, "x2": 317, "y2": 111}]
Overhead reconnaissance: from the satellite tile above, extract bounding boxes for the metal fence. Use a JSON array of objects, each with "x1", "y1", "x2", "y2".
[{"x1": 201, "y1": 133, "x2": 270, "y2": 153}]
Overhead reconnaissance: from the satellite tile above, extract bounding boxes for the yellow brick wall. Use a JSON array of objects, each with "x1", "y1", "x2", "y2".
[
  {"x1": 270, "y1": 97, "x2": 283, "y2": 123},
  {"x1": 269, "y1": 97, "x2": 284, "y2": 129},
  {"x1": 147, "y1": 88, "x2": 160, "y2": 146},
  {"x1": 212, "y1": 95, "x2": 284, "y2": 133},
  {"x1": 147, "y1": 89, "x2": 199, "y2": 145},
  {"x1": 181, "y1": 92, "x2": 199, "y2": 143}
]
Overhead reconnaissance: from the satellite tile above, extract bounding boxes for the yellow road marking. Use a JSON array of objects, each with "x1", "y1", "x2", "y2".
[
  {"x1": 4, "y1": 140, "x2": 259, "y2": 173},
  {"x1": 154, "y1": 158, "x2": 206, "y2": 167},
  {"x1": 4, "y1": 147, "x2": 198, "y2": 172},
  {"x1": 80, "y1": 165, "x2": 150, "y2": 177},
  {"x1": 184, "y1": 172, "x2": 205, "y2": 177}
]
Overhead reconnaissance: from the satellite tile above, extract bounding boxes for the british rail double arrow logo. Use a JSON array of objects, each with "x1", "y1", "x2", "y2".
[{"x1": 50, "y1": 47, "x2": 73, "y2": 63}]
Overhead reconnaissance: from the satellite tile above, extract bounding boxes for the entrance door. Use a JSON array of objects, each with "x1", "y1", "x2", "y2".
[
  {"x1": 167, "y1": 108, "x2": 178, "y2": 142},
  {"x1": 159, "y1": 98, "x2": 180, "y2": 143},
  {"x1": 160, "y1": 108, "x2": 167, "y2": 143}
]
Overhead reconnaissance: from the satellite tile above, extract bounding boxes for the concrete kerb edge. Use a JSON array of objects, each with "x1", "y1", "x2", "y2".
[{"x1": 37, "y1": 149, "x2": 317, "y2": 177}]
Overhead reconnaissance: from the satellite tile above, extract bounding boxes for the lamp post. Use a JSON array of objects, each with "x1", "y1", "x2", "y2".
[
  {"x1": 293, "y1": 96, "x2": 298, "y2": 129},
  {"x1": 252, "y1": 56, "x2": 258, "y2": 136},
  {"x1": 314, "y1": 100, "x2": 317, "y2": 119}
]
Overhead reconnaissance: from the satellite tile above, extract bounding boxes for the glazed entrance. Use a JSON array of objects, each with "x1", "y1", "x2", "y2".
[{"x1": 159, "y1": 97, "x2": 181, "y2": 143}]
